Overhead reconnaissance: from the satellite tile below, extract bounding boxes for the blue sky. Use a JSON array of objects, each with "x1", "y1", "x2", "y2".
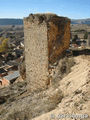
[{"x1": 0, "y1": 0, "x2": 90, "y2": 19}]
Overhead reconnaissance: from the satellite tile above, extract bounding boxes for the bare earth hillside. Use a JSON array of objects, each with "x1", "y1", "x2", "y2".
[
  {"x1": 33, "y1": 56, "x2": 90, "y2": 120},
  {"x1": 0, "y1": 55, "x2": 89, "y2": 120}
]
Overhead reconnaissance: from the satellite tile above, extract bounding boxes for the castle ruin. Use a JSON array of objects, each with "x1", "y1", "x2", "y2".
[{"x1": 24, "y1": 13, "x2": 70, "y2": 91}]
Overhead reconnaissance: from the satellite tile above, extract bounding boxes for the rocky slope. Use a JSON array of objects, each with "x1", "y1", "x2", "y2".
[
  {"x1": 0, "y1": 55, "x2": 90, "y2": 120},
  {"x1": 33, "y1": 56, "x2": 90, "y2": 120},
  {"x1": 0, "y1": 56, "x2": 73, "y2": 120}
]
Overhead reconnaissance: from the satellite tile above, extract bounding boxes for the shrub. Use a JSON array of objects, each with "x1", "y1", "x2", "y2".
[
  {"x1": 0, "y1": 37, "x2": 9, "y2": 53},
  {"x1": 84, "y1": 32, "x2": 88, "y2": 39}
]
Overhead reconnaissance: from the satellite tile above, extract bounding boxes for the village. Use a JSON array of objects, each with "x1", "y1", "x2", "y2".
[
  {"x1": 0, "y1": 25, "x2": 24, "y2": 87},
  {"x1": 70, "y1": 24, "x2": 90, "y2": 49}
]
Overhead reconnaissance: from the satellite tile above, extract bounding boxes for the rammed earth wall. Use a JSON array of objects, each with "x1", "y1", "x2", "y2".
[{"x1": 24, "y1": 13, "x2": 70, "y2": 91}]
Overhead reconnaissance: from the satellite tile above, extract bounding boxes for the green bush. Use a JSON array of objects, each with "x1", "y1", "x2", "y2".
[
  {"x1": 72, "y1": 35, "x2": 78, "y2": 43},
  {"x1": 0, "y1": 37, "x2": 9, "y2": 53}
]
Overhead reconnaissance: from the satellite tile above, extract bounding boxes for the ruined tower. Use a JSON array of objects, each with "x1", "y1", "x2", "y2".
[{"x1": 24, "y1": 13, "x2": 70, "y2": 91}]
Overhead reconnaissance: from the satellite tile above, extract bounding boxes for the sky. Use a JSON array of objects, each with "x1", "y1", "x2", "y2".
[{"x1": 0, "y1": 0, "x2": 90, "y2": 19}]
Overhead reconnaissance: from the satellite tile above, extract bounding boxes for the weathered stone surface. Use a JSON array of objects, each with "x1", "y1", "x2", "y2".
[
  {"x1": 24, "y1": 14, "x2": 49, "y2": 92},
  {"x1": 48, "y1": 16, "x2": 70, "y2": 63},
  {"x1": 24, "y1": 13, "x2": 70, "y2": 91}
]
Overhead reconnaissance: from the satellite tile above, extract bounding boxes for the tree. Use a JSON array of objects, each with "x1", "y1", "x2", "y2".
[
  {"x1": 84, "y1": 32, "x2": 88, "y2": 39},
  {"x1": 72, "y1": 35, "x2": 78, "y2": 43},
  {"x1": 0, "y1": 37, "x2": 9, "y2": 53}
]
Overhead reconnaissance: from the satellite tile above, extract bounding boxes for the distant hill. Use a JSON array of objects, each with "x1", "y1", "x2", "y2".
[
  {"x1": 0, "y1": 19, "x2": 23, "y2": 25},
  {"x1": 71, "y1": 18, "x2": 90, "y2": 24},
  {"x1": 0, "y1": 18, "x2": 90, "y2": 25}
]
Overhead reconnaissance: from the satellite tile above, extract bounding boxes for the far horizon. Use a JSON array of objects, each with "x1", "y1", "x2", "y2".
[
  {"x1": 0, "y1": 16, "x2": 90, "y2": 20},
  {"x1": 0, "y1": 0, "x2": 90, "y2": 19}
]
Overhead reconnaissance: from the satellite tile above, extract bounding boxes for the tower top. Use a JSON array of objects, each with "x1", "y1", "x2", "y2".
[{"x1": 24, "y1": 13, "x2": 70, "y2": 24}]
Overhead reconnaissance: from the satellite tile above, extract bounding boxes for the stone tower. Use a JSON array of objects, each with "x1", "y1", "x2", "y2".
[{"x1": 24, "y1": 13, "x2": 70, "y2": 91}]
